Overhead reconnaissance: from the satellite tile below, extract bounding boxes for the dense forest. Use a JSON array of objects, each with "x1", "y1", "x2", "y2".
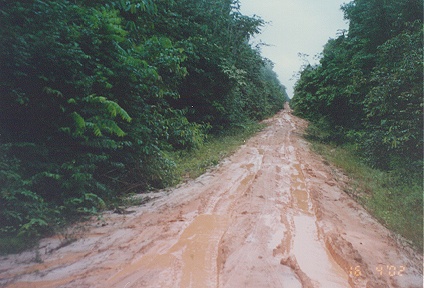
[
  {"x1": 292, "y1": 0, "x2": 422, "y2": 170},
  {"x1": 291, "y1": 0, "x2": 422, "y2": 245},
  {"x1": 0, "y1": 0, "x2": 289, "y2": 245}
]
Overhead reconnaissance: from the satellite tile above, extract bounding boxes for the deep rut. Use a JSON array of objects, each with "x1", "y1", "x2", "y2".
[{"x1": 0, "y1": 106, "x2": 422, "y2": 288}]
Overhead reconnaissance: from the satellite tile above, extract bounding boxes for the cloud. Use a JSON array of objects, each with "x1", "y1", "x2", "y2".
[{"x1": 241, "y1": 0, "x2": 349, "y2": 97}]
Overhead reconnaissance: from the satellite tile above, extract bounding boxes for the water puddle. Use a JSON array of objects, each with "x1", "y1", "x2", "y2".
[
  {"x1": 109, "y1": 214, "x2": 228, "y2": 287},
  {"x1": 290, "y1": 163, "x2": 349, "y2": 286},
  {"x1": 293, "y1": 215, "x2": 349, "y2": 287},
  {"x1": 179, "y1": 214, "x2": 228, "y2": 287},
  {"x1": 291, "y1": 163, "x2": 311, "y2": 214},
  {"x1": 240, "y1": 174, "x2": 255, "y2": 188},
  {"x1": 292, "y1": 186, "x2": 309, "y2": 213}
]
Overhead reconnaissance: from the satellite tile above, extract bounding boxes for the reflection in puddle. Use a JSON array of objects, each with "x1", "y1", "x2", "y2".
[
  {"x1": 290, "y1": 162, "x2": 348, "y2": 287},
  {"x1": 293, "y1": 215, "x2": 348, "y2": 287}
]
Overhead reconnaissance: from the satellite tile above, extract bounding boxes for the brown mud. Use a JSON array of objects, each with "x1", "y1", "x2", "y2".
[{"x1": 1, "y1": 105, "x2": 422, "y2": 287}]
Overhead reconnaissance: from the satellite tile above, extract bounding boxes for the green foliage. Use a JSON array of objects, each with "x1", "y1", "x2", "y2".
[
  {"x1": 362, "y1": 22, "x2": 423, "y2": 167},
  {"x1": 0, "y1": 145, "x2": 53, "y2": 238},
  {"x1": 292, "y1": 0, "x2": 423, "y2": 250},
  {"x1": 147, "y1": 0, "x2": 287, "y2": 129},
  {"x1": 309, "y1": 139, "x2": 423, "y2": 251},
  {"x1": 172, "y1": 121, "x2": 265, "y2": 181},
  {"x1": 292, "y1": 0, "x2": 423, "y2": 169},
  {"x1": 0, "y1": 0, "x2": 288, "y2": 250}
]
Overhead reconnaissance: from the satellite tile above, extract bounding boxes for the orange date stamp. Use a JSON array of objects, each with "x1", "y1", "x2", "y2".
[{"x1": 349, "y1": 265, "x2": 406, "y2": 277}]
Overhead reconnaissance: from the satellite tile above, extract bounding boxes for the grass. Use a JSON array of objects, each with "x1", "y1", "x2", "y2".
[
  {"x1": 307, "y1": 130, "x2": 423, "y2": 252},
  {"x1": 170, "y1": 122, "x2": 266, "y2": 181}
]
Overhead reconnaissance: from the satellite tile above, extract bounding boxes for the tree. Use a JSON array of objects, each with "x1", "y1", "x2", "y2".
[
  {"x1": 0, "y1": 0, "x2": 288, "y2": 243},
  {"x1": 292, "y1": 0, "x2": 422, "y2": 168}
]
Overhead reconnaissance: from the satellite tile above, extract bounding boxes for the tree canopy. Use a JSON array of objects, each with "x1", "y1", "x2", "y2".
[
  {"x1": 0, "y1": 0, "x2": 289, "y2": 242},
  {"x1": 291, "y1": 0, "x2": 423, "y2": 170}
]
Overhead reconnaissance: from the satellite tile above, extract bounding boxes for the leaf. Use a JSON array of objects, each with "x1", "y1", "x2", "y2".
[
  {"x1": 92, "y1": 124, "x2": 103, "y2": 137},
  {"x1": 43, "y1": 87, "x2": 63, "y2": 97},
  {"x1": 67, "y1": 98, "x2": 77, "y2": 104},
  {"x1": 71, "y1": 112, "x2": 86, "y2": 135},
  {"x1": 18, "y1": 218, "x2": 48, "y2": 237}
]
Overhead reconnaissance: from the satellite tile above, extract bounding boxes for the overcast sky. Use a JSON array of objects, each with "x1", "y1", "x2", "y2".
[{"x1": 240, "y1": 0, "x2": 349, "y2": 98}]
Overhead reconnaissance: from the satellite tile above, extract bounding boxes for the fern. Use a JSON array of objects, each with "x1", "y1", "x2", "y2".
[
  {"x1": 83, "y1": 95, "x2": 132, "y2": 122},
  {"x1": 71, "y1": 112, "x2": 86, "y2": 136},
  {"x1": 67, "y1": 95, "x2": 132, "y2": 139},
  {"x1": 18, "y1": 218, "x2": 48, "y2": 238}
]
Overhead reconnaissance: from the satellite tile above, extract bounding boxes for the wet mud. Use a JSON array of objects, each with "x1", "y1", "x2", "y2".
[{"x1": 1, "y1": 105, "x2": 422, "y2": 287}]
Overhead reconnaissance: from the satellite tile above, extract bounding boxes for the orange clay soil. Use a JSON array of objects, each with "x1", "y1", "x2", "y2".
[{"x1": 1, "y1": 105, "x2": 422, "y2": 288}]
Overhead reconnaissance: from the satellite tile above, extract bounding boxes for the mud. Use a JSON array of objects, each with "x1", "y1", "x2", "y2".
[{"x1": 0, "y1": 105, "x2": 422, "y2": 287}]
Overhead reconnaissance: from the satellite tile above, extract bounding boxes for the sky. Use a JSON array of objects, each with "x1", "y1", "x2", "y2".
[{"x1": 240, "y1": 0, "x2": 349, "y2": 98}]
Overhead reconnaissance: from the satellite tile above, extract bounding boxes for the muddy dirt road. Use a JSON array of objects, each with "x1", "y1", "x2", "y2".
[{"x1": 1, "y1": 107, "x2": 422, "y2": 288}]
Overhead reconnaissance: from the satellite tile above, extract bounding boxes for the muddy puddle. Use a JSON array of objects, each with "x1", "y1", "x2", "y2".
[
  {"x1": 108, "y1": 214, "x2": 229, "y2": 288},
  {"x1": 1, "y1": 105, "x2": 422, "y2": 288},
  {"x1": 292, "y1": 214, "x2": 348, "y2": 287},
  {"x1": 288, "y1": 155, "x2": 349, "y2": 287}
]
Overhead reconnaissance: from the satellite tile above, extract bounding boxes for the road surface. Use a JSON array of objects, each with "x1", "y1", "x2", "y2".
[{"x1": 1, "y1": 106, "x2": 422, "y2": 287}]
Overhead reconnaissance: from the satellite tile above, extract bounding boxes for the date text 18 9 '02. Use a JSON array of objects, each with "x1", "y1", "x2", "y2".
[{"x1": 349, "y1": 265, "x2": 406, "y2": 277}]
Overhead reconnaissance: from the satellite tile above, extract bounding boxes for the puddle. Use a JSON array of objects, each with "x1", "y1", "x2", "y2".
[
  {"x1": 291, "y1": 163, "x2": 312, "y2": 214},
  {"x1": 262, "y1": 213, "x2": 287, "y2": 252},
  {"x1": 179, "y1": 214, "x2": 228, "y2": 287},
  {"x1": 292, "y1": 187, "x2": 310, "y2": 213},
  {"x1": 290, "y1": 163, "x2": 349, "y2": 287},
  {"x1": 109, "y1": 214, "x2": 228, "y2": 287},
  {"x1": 293, "y1": 215, "x2": 349, "y2": 287},
  {"x1": 240, "y1": 174, "x2": 255, "y2": 188}
]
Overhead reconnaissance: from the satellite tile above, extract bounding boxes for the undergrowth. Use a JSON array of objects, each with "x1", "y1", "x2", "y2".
[
  {"x1": 170, "y1": 122, "x2": 266, "y2": 181},
  {"x1": 305, "y1": 123, "x2": 423, "y2": 252},
  {"x1": 0, "y1": 121, "x2": 266, "y2": 255}
]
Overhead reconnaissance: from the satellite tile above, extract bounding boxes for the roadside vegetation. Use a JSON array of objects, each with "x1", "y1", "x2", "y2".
[
  {"x1": 0, "y1": 0, "x2": 289, "y2": 254},
  {"x1": 291, "y1": 0, "x2": 423, "y2": 251},
  {"x1": 172, "y1": 122, "x2": 265, "y2": 181},
  {"x1": 305, "y1": 122, "x2": 423, "y2": 251}
]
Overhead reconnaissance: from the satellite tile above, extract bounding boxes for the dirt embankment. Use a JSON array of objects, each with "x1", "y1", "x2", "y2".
[{"x1": 0, "y1": 106, "x2": 422, "y2": 288}]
